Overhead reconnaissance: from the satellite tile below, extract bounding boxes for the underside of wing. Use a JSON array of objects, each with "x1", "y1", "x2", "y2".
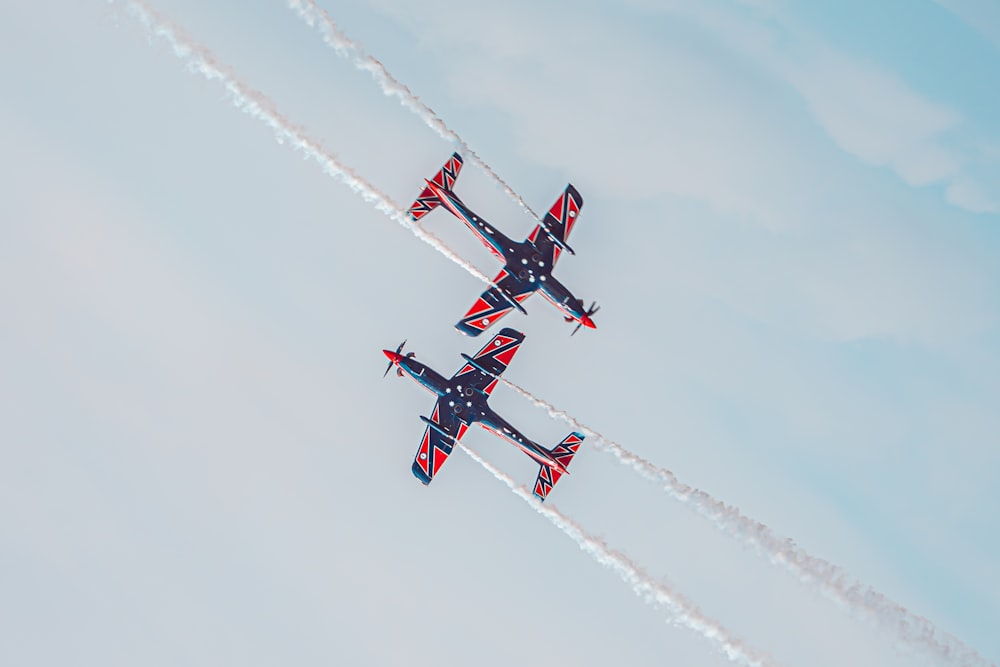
[
  {"x1": 455, "y1": 269, "x2": 534, "y2": 337},
  {"x1": 527, "y1": 184, "x2": 583, "y2": 267},
  {"x1": 412, "y1": 400, "x2": 468, "y2": 485},
  {"x1": 450, "y1": 327, "x2": 525, "y2": 396}
]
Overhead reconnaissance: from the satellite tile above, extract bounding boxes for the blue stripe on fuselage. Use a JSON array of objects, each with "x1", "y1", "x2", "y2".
[
  {"x1": 478, "y1": 410, "x2": 556, "y2": 468},
  {"x1": 436, "y1": 189, "x2": 512, "y2": 260},
  {"x1": 397, "y1": 359, "x2": 449, "y2": 396},
  {"x1": 535, "y1": 272, "x2": 585, "y2": 321}
]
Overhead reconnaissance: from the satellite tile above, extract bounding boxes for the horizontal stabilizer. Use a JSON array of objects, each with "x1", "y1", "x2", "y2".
[
  {"x1": 533, "y1": 432, "x2": 585, "y2": 501},
  {"x1": 408, "y1": 152, "x2": 464, "y2": 221}
]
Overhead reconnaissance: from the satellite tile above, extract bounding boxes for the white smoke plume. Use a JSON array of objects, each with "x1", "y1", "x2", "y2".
[
  {"x1": 285, "y1": 0, "x2": 541, "y2": 221},
  {"x1": 114, "y1": 0, "x2": 494, "y2": 289},
  {"x1": 498, "y1": 378, "x2": 993, "y2": 667},
  {"x1": 459, "y1": 444, "x2": 777, "y2": 667}
]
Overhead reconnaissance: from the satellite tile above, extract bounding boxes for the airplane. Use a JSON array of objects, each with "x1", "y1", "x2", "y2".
[
  {"x1": 382, "y1": 327, "x2": 584, "y2": 501},
  {"x1": 408, "y1": 153, "x2": 599, "y2": 337}
]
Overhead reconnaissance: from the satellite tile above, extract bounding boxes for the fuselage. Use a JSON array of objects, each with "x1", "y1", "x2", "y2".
[
  {"x1": 384, "y1": 350, "x2": 565, "y2": 470},
  {"x1": 425, "y1": 181, "x2": 593, "y2": 326}
]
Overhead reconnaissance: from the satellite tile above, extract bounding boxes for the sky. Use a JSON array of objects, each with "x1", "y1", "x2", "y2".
[{"x1": 1, "y1": 1, "x2": 998, "y2": 665}]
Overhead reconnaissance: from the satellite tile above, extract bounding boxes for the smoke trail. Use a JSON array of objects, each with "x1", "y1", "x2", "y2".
[
  {"x1": 459, "y1": 444, "x2": 777, "y2": 667},
  {"x1": 498, "y1": 378, "x2": 992, "y2": 667},
  {"x1": 285, "y1": 0, "x2": 541, "y2": 221},
  {"x1": 114, "y1": 0, "x2": 494, "y2": 288}
]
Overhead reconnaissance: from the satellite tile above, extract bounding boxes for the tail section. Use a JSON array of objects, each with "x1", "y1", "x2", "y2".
[
  {"x1": 533, "y1": 432, "x2": 585, "y2": 501},
  {"x1": 408, "y1": 152, "x2": 464, "y2": 221}
]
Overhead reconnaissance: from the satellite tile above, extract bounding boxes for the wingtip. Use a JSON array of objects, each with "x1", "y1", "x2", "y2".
[
  {"x1": 411, "y1": 461, "x2": 433, "y2": 486},
  {"x1": 566, "y1": 183, "x2": 583, "y2": 206},
  {"x1": 497, "y1": 326, "x2": 526, "y2": 341},
  {"x1": 454, "y1": 322, "x2": 482, "y2": 337}
]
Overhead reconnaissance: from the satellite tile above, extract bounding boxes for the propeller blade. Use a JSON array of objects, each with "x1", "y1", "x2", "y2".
[
  {"x1": 571, "y1": 321, "x2": 583, "y2": 336},
  {"x1": 383, "y1": 339, "x2": 407, "y2": 378}
]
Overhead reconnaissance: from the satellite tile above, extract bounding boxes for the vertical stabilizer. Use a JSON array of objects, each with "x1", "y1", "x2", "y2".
[{"x1": 533, "y1": 432, "x2": 584, "y2": 501}]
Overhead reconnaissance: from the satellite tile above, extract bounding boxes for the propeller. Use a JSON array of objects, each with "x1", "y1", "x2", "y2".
[
  {"x1": 382, "y1": 339, "x2": 407, "y2": 378},
  {"x1": 571, "y1": 301, "x2": 600, "y2": 336}
]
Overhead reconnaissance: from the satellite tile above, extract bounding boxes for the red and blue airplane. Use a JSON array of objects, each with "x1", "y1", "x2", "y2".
[
  {"x1": 408, "y1": 153, "x2": 599, "y2": 337},
  {"x1": 382, "y1": 327, "x2": 583, "y2": 501}
]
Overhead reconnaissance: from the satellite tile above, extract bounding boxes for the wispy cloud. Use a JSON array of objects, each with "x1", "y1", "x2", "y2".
[
  {"x1": 646, "y1": 0, "x2": 997, "y2": 214},
  {"x1": 932, "y1": 0, "x2": 1000, "y2": 51},
  {"x1": 783, "y1": 47, "x2": 961, "y2": 186}
]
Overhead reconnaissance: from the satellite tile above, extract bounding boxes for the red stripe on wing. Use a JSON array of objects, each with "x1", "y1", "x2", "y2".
[{"x1": 493, "y1": 343, "x2": 520, "y2": 367}]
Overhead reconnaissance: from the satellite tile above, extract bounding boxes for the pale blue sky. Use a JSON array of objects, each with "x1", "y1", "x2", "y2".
[{"x1": 1, "y1": 1, "x2": 997, "y2": 665}]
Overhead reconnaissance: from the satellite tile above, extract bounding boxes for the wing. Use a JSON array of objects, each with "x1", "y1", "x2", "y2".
[
  {"x1": 411, "y1": 398, "x2": 469, "y2": 485},
  {"x1": 450, "y1": 327, "x2": 525, "y2": 396},
  {"x1": 527, "y1": 184, "x2": 583, "y2": 267},
  {"x1": 407, "y1": 152, "x2": 464, "y2": 221},
  {"x1": 455, "y1": 269, "x2": 535, "y2": 337}
]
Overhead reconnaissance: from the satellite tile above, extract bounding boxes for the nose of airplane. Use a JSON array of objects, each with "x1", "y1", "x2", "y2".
[
  {"x1": 383, "y1": 349, "x2": 403, "y2": 364},
  {"x1": 581, "y1": 314, "x2": 597, "y2": 330}
]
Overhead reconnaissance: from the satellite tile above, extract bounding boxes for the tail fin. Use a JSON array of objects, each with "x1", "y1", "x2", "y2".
[
  {"x1": 533, "y1": 432, "x2": 584, "y2": 501},
  {"x1": 408, "y1": 152, "x2": 464, "y2": 221}
]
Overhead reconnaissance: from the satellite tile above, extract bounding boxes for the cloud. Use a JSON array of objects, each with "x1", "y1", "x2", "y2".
[
  {"x1": 932, "y1": 0, "x2": 1000, "y2": 51},
  {"x1": 636, "y1": 1, "x2": 991, "y2": 212},
  {"x1": 781, "y1": 47, "x2": 962, "y2": 186},
  {"x1": 947, "y1": 177, "x2": 1000, "y2": 213}
]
